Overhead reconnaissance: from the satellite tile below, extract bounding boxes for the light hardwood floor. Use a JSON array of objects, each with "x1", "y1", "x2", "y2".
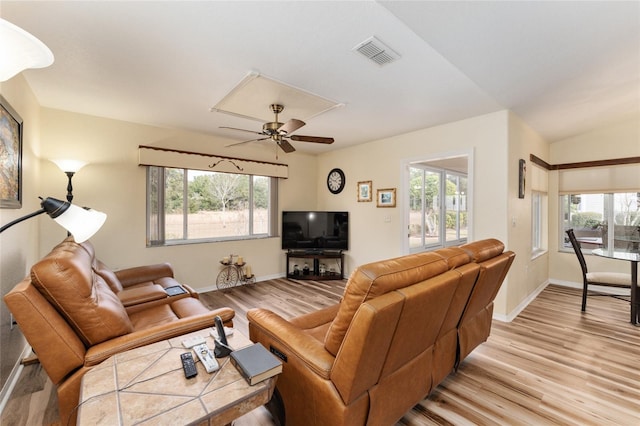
[{"x1": 2, "y1": 279, "x2": 639, "y2": 425}]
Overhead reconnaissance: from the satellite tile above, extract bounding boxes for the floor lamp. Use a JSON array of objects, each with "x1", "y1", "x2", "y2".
[
  {"x1": 52, "y1": 159, "x2": 87, "y2": 204},
  {"x1": 0, "y1": 18, "x2": 54, "y2": 81},
  {"x1": 0, "y1": 197, "x2": 106, "y2": 243}
]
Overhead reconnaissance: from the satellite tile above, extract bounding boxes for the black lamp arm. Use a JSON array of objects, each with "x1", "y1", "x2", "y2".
[{"x1": 0, "y1": 208, "x2": 47, "y2": 234}]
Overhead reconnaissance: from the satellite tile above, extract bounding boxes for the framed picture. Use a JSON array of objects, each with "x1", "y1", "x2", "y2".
[
  {"x1": 357, "y1": 180, "x2": 372, "y2": 202},
  {"x1": 376, "y1": 188, "x2": 396, "y2": 208},
  {"x1": 0, "y1": 95, "x2": 23, "y2": 209},
  {"x1": 518, "y1": 159, "x2": 526, "y2": 199}
]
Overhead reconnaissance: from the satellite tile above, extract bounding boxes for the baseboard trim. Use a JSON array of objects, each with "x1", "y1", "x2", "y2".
[
  {"x1": 492, "y1": 278, "x2": 631, "y2": 325},
  {"x1": 493, "y1": 279, "x2": 550, "y2": 323},
  {"x1": 202, "y1": 273, "x2": 286, "y2": 293},
  {"x1": 0, "y1": 344, "x2": 32, "y2": 416},
  {"x1": 551, "y1": 279, "x2": 630, "y2": 296}
]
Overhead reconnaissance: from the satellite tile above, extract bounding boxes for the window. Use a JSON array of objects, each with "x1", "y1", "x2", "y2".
[
  {"x1": 531, "y1": 191, "x2": 547, "y2": 257},
  {"x1": 560, "y1": 192, "x2": 640, "y2": 252},
  {"x1": 409, "y1": 165, "x2": 467, "y2": 251},
  {"x1": 147, "y1": 166, "x2": 277, "y2": 246}
]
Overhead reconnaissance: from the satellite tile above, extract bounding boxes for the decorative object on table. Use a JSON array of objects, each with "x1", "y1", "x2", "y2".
[
  {"x1": 327, "y1": 167, "x2": 346, "y2": 194},
  {"x1": 0, "y1": 95, "x2": 23, "y2": 208},
  {"x1": 0, "y1": 196, "x2": 106, "y2": 242},
  {"x1": 293, "y1": 264, "x2": 300, "y2": 276},
  {"x1": 216, "y1": 253, "x2": 255, "y2": 290},
  {"x1": 376, "y1": 188, "x2": 396, "y2": 208},
  {"x1": 357, "y1": 180, "x2": 372, "y2": 202},
  {"x1": 518, "y1": 158, "x2": 526, "y2": 199},
  {"x1": 229, "y1": 342, "x2": 283, "y2": 385},
  {"x1": 0, "y1": 18, "x2": 54, "y2": 82},
  {"x1": 303, "y1": 263, "x2": 310, "y2": 275}
]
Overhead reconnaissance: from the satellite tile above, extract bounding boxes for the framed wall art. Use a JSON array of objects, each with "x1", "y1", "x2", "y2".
[
  {"x1": 357, "y1": 180, "x2": 372, "y2": 202},
  {"x1": 376, "y1": 188, "x2": 396, "y2": 208},
  {"x1": 518, "y1": 158, "x2": 526, "y2": 199},
  {"x1": 0, "y1": 95, "x2": 23, "y2": 209}
]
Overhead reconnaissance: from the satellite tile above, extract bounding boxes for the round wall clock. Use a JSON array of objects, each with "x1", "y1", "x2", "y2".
[{"x1": 327, "y1": 168, "x2": 346, "y2": 194}]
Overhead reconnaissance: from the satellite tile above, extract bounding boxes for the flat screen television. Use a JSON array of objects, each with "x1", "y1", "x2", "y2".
[{"x1": 282, "y1": 211, "x2": 349, "y2": 251}]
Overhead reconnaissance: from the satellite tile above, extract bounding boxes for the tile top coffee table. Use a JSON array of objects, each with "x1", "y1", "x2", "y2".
[{"x1": 77, "y1": 328, "x2": 277, "y2": 425}]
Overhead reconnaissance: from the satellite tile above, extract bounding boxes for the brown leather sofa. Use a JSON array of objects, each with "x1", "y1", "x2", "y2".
[
  {"x1": 4, "y1": 237, "x2": 235, "y2": 426},
  {"x1": 248, "y1": 238, "x2": 514, "y2": 426}
]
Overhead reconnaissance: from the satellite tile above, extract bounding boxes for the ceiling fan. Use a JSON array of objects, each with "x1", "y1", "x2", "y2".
[{"x1": 222, "y1": 104, "x2": 334, "y2": 153}]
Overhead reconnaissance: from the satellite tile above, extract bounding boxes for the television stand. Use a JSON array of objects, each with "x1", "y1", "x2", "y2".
[{"x1": 286, "y1": 250, "x2": 344, "y2": 280}]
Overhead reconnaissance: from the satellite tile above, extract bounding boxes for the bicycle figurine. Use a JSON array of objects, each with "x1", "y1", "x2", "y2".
[{"x1": 216, "y1": 254, "x2": 255, "y2": 290}]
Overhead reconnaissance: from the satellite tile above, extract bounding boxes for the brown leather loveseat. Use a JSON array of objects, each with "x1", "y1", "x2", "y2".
[
  {"x1": 4, "y1": 237, "x2": 235, "y2": 425},
  {"x1": 248, "y1": 238, "x2": 514, "y2": 425}
]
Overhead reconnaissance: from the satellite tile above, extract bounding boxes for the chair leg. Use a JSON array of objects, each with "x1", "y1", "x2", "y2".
[{"x1": 582, "y1": 280, "x2": 588, "y2": 311}]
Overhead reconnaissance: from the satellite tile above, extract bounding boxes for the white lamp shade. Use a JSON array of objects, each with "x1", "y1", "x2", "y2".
[
  {"x1": 52, "y1": 204, "x2": 107, "y2": 243},
  {"x1": 0, "y1": 18, "x2": 54, "y2": 81},
  {"x1": 52, "y1": 159, "x2": 87, "y2": 173}
]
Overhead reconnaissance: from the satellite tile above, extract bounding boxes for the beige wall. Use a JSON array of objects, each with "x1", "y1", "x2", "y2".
[
  {"x1": 505, "y1": 112, "x2": 550, "y2": 317},
  {"x1": 0, "y1": 75, "x2": 44, "y2": 391},
  {"x1": 549, "y1": 118, "x2": 640, "y2": 285},
  {"x1": 36, "y1": 108, "x2": 319, "y2": 288},
  {"x1": 315, "y1": 111, "x2": 532, "y2": 316}
]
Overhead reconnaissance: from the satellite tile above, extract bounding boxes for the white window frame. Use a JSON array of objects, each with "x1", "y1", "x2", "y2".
[
  {"x1": 146, "y1": 166, "x2": 278, "y2": 246},
  {"x1": 531, "y1": 190, "x2": 547, "y2": 259},
  {"x1": 405, "y1": 164, "x2": 469, "y2": 253}
]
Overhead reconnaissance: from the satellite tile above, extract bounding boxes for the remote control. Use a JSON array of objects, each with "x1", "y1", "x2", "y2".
[
  {"x1": 193, "y1": 343, "x2": 220, "y2": 373},
  {"x1": 180, "y1": 352, "x2": 198, "y2": 379},
  {"x1": 182, "y1": 335, "x2": 206, "y2": 348}
]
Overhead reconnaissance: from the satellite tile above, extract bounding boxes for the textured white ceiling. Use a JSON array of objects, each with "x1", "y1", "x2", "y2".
[{"x1": 2, "y1": 1, "x2": 638, "y2": 154}]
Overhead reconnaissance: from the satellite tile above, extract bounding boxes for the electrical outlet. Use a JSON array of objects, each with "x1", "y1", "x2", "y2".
[{"x1": 384, "y1": 215, "x2": 391, "y2": 223}]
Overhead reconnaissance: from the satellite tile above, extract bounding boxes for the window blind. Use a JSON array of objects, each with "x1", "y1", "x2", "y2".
[{"x1": 558, "y1": 163, "x2": 640, "y2": 194}]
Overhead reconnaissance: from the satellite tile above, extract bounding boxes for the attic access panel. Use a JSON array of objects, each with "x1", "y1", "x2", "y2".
[{"x1": 212, "y1": 72, "x2": 342, "y2": 123}]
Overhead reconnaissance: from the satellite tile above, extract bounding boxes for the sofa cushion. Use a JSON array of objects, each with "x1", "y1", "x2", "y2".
[
  {"x1": 433, "y1": 247, "x2": 471, "y2": 269},
  {"x1": 30, "y1": 240, "x2": 133, "y2": 346},
  {"x1": 324, "y1": 251, "x2": 449, "y2": 356},
  {"x1": 460, "y1": 238, "x2": 505, "y2": 262},
  {"x1": 94, "y1": 259, "x2": 124, "y2": 293}
]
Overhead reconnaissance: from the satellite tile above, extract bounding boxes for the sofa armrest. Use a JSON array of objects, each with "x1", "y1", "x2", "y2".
[
  {"x1": 181, "y1": 283, "x2": 199, "y2": 298},
  {"x1": 84, "y1": 309, "x2": 231, "y2": 366},
  {"x1": 289, "y1": 304, "x2": 339, "y2": 329},
  {"x1": 115, "y1": 263, "x2": 175, "y2": 287},
  {"x1": 247, "y1": 308, "x2": 335, "y2": 379},
  {"x1": 118, "y1": 284, "x2": 167, "y2": 307}
]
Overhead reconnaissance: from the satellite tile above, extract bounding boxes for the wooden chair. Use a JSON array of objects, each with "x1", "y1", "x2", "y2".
[{"x1": 565, "y1": 228, "x2": 632, "y2": 311}]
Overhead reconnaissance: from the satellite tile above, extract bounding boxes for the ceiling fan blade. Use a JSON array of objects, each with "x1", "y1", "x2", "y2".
[
  {"x1": 220, "y1": 126, "x2": 264, "y2": 136},
  {"x1": 290, "y1": 135, "x2": 335, "y2": 144},
  {"x1": 278, "y1": 139, "x2": 296, "y2": 153},
  {"x1": 225, "y1": 137, "x2": 269, "y2": 147},
  {"x1": 277, "y1": 119, "x2": 305, "y2": 135}
]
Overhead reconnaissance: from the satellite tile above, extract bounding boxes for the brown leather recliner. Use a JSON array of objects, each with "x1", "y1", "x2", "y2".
[
  {"x1": 248, "y1": 239, "x2": 514, "y2": 426},
  {"x1": 4, "y1": 237, "x2": 235, "y2": 426}
]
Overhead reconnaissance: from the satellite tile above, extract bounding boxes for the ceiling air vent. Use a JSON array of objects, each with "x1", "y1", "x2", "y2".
[{"x1": 353, "y1": 36, "x2": 400, "y2": 66}]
